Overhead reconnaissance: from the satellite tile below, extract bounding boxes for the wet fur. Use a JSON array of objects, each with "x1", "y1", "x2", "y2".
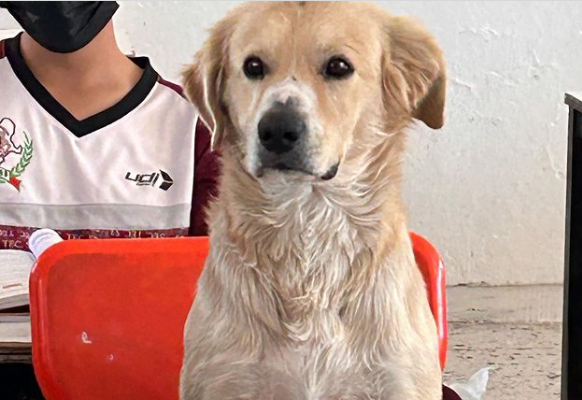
[{"x1": 180, "y1": 2, "x2": 446, "y2": 399}]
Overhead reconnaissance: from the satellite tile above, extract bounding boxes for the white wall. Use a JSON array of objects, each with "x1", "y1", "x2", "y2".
[{"x1": 2, "y1": 2, "x2": 581, "y2": 285}]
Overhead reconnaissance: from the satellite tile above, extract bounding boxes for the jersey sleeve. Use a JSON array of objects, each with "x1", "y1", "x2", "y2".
[{"x1": 189, "y1": 119, "x2": 220, "y2": 236}]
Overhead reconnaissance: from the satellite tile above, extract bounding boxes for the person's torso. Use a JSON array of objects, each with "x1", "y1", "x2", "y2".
[{"x1": 0, "y1": 36, "x2": 198, "y2": 250}]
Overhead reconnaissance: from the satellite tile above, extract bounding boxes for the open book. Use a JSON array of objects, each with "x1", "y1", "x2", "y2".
[{"x1": 0, "y1": 250, "x2": 35, "y2": 311}]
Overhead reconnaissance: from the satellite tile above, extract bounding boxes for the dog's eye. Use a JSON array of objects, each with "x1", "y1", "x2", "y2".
[
  {"x1": 243, "y1": 56, "x2": 265, "y2": 79},
  {"x1": 324, "y1": 57, "x2": 354, "y2": 79}
]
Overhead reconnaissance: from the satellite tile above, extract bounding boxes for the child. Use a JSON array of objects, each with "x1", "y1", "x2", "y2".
[
  {"x1": 0, "y1": 1, "x2": 218, "y2": 251},
  {"x1": 0, "y1": 2, "x2": 218, "y2": 398}
]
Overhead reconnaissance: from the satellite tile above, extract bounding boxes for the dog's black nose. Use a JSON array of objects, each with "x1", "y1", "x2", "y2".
[{"x1": 258, "y1": 108, "x2": 306, "y2": 154}]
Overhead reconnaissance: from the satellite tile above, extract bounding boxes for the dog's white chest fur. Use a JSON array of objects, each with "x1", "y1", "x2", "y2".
[{"x1": 224, "y1": 184, "x2": 365, "y2": 338}]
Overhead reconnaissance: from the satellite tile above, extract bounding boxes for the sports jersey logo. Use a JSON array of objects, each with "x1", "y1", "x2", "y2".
[
  {"x1": 125, "y1": 170, "x2": 174, "y2": 191},
  {"x1": 0, "y1": 118, "x2": 33, "y2": 191}
]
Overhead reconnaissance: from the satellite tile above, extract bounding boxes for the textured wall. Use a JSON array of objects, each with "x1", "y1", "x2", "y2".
[{"x1": 2, "y1": 2, "x2": 580, "y2": 285}]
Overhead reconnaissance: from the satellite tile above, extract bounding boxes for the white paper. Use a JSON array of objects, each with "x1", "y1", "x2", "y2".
[{"x1": 448, "y1": 368, "x2": 490, "y2": 400}]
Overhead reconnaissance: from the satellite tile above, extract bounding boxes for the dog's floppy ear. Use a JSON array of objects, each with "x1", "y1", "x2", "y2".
[
  {"x1": 382, "y1": 16, "x2": 446, "y2": 129},
  {"x1": 182, "y1": 19, "x2": 232, "y2": 150}
]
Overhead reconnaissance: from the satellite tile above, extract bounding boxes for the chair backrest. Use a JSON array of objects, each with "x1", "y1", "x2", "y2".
[
  {"x1": 30, "y1": 234, "x2": 446, "y2": 400},
  {"x1": 410, "y1": 232, "x2": 448, "y2": 370}
]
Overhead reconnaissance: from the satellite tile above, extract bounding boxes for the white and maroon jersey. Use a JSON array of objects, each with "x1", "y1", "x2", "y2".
[{"x1": 0, "y1": 34, "x2": 219, "y2": 250}]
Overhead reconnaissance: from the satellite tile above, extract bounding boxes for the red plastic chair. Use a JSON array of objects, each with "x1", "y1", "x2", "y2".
[
  {"x1": 410, "y1": 232, "x2": 448, "y2": 370},
  {"x1": 30, "y1": 234, "x2": 447, "y2": 400}
]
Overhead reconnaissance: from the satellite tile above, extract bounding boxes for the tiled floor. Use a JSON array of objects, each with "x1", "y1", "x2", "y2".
[{"x1": 445, "y1": 285, "x2": 563, "y2": 400}]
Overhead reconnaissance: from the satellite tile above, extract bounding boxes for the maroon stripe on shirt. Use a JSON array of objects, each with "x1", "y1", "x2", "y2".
[
  {"x1": 191, "y1": 119, "x2": 220, "y2": 236},
  {"x1": 0, "y1": 225, "x2": 189, "y2": 251},
  {"x1": 157, "y1": 76, "x2": 185, "y2": 98},
  {"x1": 0, "y1": 40, "x2": 6, "y2": 59}
]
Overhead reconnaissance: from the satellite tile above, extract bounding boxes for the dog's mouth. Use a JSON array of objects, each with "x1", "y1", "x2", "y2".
[
  {"x1": 256, "y1": 162, "x2": 340, "y2": 181},
  {"x1": 320, "y1": 163, "x2": 339, "y2": 180}
]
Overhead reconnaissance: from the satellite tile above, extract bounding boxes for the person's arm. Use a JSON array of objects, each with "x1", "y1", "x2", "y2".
[{"x1": 189, "y1": 119, "x2": 220, "y2": 236}]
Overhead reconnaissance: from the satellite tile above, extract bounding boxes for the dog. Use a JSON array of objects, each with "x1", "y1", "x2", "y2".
[{"x1": 180, "y1": 2, "x2": 446, "y2": 399}]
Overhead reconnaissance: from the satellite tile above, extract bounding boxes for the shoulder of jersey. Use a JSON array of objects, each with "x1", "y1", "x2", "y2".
[
  {"x1": 157, "y1": 77, "x2": 188, "y2": 102},
  {"x1": 156, "y1": 76, "x2": 200, "y2": 116}
]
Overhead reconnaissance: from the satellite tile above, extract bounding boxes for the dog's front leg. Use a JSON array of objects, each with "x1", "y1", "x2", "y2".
[
  {"x1": 179, "y1": 271, "x2": 303, "y2": 400},
  {"x1": 181, "y1": 330, "x2": 304, "y2": 400},
  {"x1": 371, "y1": 313, "x2": 442, "y2": 400},
  {"x1": 179, "y1": 302, "x2": 210, "y2": 400},
  {"x1": 373, "y1": 355, "x2": 442, "y2": 400},
  {"x1": 347, "y1": 255, "x2": 443, "y2": 400}
]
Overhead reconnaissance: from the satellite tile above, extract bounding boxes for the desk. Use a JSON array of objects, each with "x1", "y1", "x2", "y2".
[
  {"x1": 563, "y1": 93, "x2": 582, "y2": 400},
  {"x1": 0, "y1": 252, "x2": 34, "y2": 364},
  {"x1": 0, "y1": 314, "x2": 31, "y2": 363}
]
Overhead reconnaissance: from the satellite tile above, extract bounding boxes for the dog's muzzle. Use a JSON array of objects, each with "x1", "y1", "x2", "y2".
[{"x1": 257, "y1": 101, "x2": 338, "y2": 180}]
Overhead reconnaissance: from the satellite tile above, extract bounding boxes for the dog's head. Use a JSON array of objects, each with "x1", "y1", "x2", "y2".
[{"x1": 184, "y1": 1, "x2": 445, "y2": 182}]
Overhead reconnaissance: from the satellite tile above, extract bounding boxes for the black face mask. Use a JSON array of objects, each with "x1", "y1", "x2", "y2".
[{"x1": 0, "y1": 1, "x2": 119, "y2": 53}]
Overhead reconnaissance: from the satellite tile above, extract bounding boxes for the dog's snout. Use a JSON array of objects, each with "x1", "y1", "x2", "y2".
[{"x1": 258, "y1": 108, "x2": 306, "y2": 155}]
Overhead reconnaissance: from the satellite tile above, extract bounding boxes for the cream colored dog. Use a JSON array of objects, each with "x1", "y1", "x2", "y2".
[{"x1": 180, "y1": 2, "x2": 446, "y2": 399}]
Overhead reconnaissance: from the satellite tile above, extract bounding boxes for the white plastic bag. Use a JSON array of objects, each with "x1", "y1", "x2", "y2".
[{"x1": 448, "y1": 367, "x2": 490, "y2": 400}]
